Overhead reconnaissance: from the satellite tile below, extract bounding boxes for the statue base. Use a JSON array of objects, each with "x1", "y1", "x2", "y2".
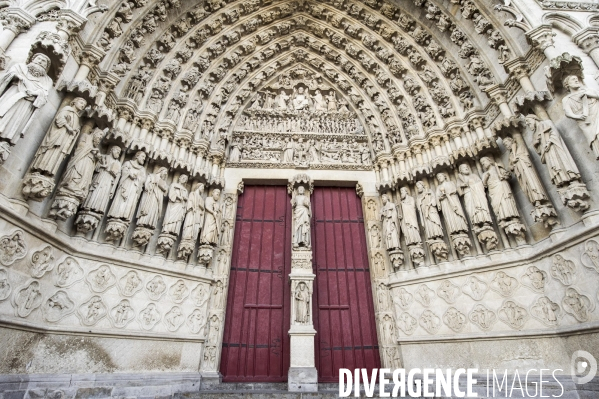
[
  {"x1": 388, "y1": 248, "x2": 405, "y2": 271},
  {"x1": 500, "y1": 219, "x2": 527, "y2": 246},
  {"x1": 49, "y1": 195, "x2": 80, "y2": 220},
  {"x1": 197, "y1": 244, "x2": 214, "y2": 266},
  {"x1": 559, "y1": 181, "x2": 590, "y2": 213},
  {"x1": 75, "y1": 210, "x2": 102, "y2": 234},
  {"x1": 408, "y1": 243, "x2": 425, "y2": 267},
  {"x1": 427, "y1": 238, "x2": 449, "y2": 262},
  {"x1": 132, "y1": 226, "x2": 154, "y2": 247},
  {"x1": 156, "y1": 233, "x2": 177, "y2": 256},
  {"x1": 177, "y1": 239, "x2": 194, "y2": 260},
  {"x1": 451, "y1": 233, "x2": 472, "y2": 257},
  {"x1": 288, "y1": 324, "x2": 318, "y2": 393},
  {"x1": 532, "y1": 202, "x2": 558, "y2": 229},
  {"x1": 474, "y1": 224, "x2": 498, "y2": 251},
  {"x1": 22, "y1": 173, "x2": 55, "y2": 201},
  {"x1": 104, "y1": 219, "x2": 129, "y2": 242}
]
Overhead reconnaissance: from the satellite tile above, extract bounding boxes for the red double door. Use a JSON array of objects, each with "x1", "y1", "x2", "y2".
[{"x1": 220, "y1": 186, "x2": 380, "y2": 382}]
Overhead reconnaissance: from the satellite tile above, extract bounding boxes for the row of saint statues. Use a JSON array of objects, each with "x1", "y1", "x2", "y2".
[{"x1": 377, "y1": 157, "x2": 528, "y2": 267}]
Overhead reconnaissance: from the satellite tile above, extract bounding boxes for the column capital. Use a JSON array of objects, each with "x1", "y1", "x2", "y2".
[
  {"x1": 526, "y1": 24, "x2": 556, "y2": 52},
  {"x1": 572, "y1": 27, "x2": 599, "y2": 54},
  {"x1": 484, "y1": 84, "x2": 509, "y2": 107},
  {"x1": 503, "y1": 57, "x2": 530, "y2": 79},
  {"x1": 2, "y1": 8, "x2": 35, "y2": 34}
]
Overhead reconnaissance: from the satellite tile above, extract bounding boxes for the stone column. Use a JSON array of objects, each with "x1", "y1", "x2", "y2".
[
  {"x1": 573, "y1": 28, "x2": 599, "y2": 70},
  {"x1": 360, "y1": 187, "x2": 402, "y2": 371},
  {"x1": 287, "y1": 174, "x2": 317, "y2": 392},
  {"x1": 199, "y1": 187, "x2": 240, "y2": 385},
  {"x1": 0, "y1": 9, "x2": 35, "y2": 69}
]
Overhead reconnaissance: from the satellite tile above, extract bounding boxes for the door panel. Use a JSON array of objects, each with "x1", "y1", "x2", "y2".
[
  {"x1": 312, "y1": 187, "x2": 381, "y2": 382},
  {"x1": 220, "y1": 185, "x2": 291, "y2": 382}
]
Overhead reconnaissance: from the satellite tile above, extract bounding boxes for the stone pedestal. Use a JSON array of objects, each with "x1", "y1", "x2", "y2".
[
  {"x1": 199, "y1": 371, "x2": 221, "y2": 389},
  {"x1": 288, "y1": 324, "x2": 317, "y2": 392},
  {"x1": 288, "y1": 269, "x2": 317, "y2": 392}
]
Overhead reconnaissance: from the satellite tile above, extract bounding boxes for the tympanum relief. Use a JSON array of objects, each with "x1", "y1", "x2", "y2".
[{"x1": 229, "y1": 68, "x2": 371, "y2": 170}]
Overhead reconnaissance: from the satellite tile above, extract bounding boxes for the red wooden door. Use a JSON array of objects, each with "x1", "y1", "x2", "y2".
[
  {"x1": 312, "y1": 187, "x2": 381, "y2": 382},
  {"x1": 220, "y1": 185, "x2": 291, "y2": 382}
]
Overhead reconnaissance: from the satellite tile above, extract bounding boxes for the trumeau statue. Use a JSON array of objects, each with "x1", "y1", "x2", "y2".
[
  {"x1": 162, "y1": 174, "x2": 189, "y2": 235},
  {"x1": 562, "y1": 75, "x2": 599, "y2": 160},
  {"x1": 435, "y1": 172, "x2": 469, "y2": 235},
  {"x1": 292, "y1": 185, "x2": 311, "y2": 249},
  {"x1": 527, "y1": 114, "x2": 581, "y2": 187},
  {"x1": 82, "y1": 146, "x2": 122, "y2": 214},
  {"x1": 136, "y1": 167, "x2": 169, "y2": 228},
  {"x1": 106, "y1": 151, "x2": 147, "y2": 222},
  {"x1": 379, "y1": 194, "x2": 401, "y2": 250},
  {"x1": 0, "y1": 53, "x2": 53, "y2": 164},
  {"x1": 457, "y1": 163, "x2": 493, "y2": 226},
  {"x1": 200, "y1": 188, "x2": 221, "y2": 246},
  {"x1": 30, "y1": 97, "x2": 88, "y2": 177}
]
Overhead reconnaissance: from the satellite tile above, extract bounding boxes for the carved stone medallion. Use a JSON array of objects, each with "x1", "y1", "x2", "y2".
[
  {"x1": 391, "y1": 287, "x2": 413, "y2": 310},
  {"x1": 77, "y1": 295, "x2": 108, "y2": 326},
  {"x1": 0, "y1": 230, "x2": 27, "y2": 266},
  {"x1": 138, "y1": 303, "x2": 161, "y2": 330},
  {"x1": 469, "y1": 304, "x2": 497, "y2": 331},
  {"x1": 0, "y1": 268, "x2": 11, "y2": 301},
  {"x1": 490, "y1": 271, "x2": 519, "y2": 297},
  {"x1": 581, "y1": 239, "x2": 599, "y2": 274},
  {"x1": 118, "y1": 270, "x2": 143, "y2": 297},
  {"x1": 42, "y1": 290, "x2": 75, "y2": 322},
  {"x1": 521, "y1": 265, "x2": 548, "y2": 293},
  {"x1": 145, "y1": 275, "x2": 167, "y2": 301},
  {"x1": 13, "y1": 280, "x2": 43, "y2": 317},
  {"x1": 437, "y1": 280, "x2": 461, "y2": 304},
  {"x1": 187, "y1": 308, "x2": 206, "y2": 335},
  {"x1": 191, "y1": 283, "x2": 210, "y2": 308},
  {"x1": 110, "y1": 299, "x2": 135, "y2": 328},
  {"x1": 443, "y1": 307, "x2": 467, "y2": 332},
  {"x1": 169, "y1": 279, "x2": 189, "y2": 303},
  {"x1": 396, "y1": 312, "x2": 417, "y2": 335},
  {"x1": 29, "y1": 246, "x2": 55, "y2": 278},
  {"x1": 461, "y1": 275, "x2": 488, "y2": 301},
  {"x1": 53, "y1": 257, "x2": 84, "y2": 287},
  {"x1": 498, "y1": 300, "x2": 529, "y2": 330},
  {"x1": 86, "y1": 265, "x2": 117, "y2": 293},
  {"x1": 164, "y1": 306, "x2": 185, "y2": 332},
  {"x1": 415, "y1": 284, "x2": 435, "y2": 307},
  {"x1": 562, "y1": 287, "x2": 594, "y2": 322},
  {"x1": 419, "y1": 309, "x2": 441, "y2": 334},
  {"x1": 530, "y1": 296, "x2": 562, "y2": 327},
  {"x1": 550, "y1": 254, "x2": 577, "y2": 286}
]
